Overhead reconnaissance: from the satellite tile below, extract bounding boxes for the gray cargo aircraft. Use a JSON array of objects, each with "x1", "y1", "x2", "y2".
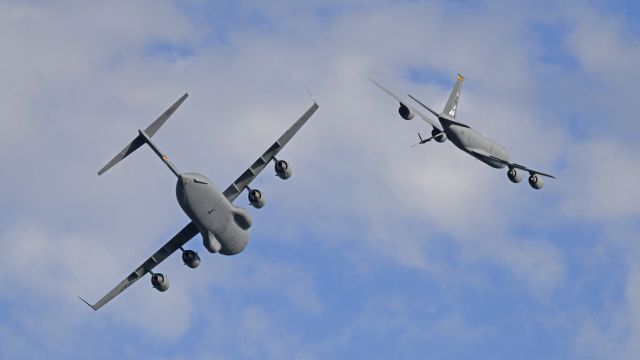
[
  {"x1": 80, "y1": 93, "x2": 318, "y2": 310},
  {"x1": 372, "y1": 75, "x2": 555, "y2": 189}
]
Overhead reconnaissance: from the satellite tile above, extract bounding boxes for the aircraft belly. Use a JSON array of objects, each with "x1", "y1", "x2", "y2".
[
  {"x1": 176, "y1": 173, "x2": 249, "y2": 256},
  {"x1": 445, "y1": 126, "x2": 465, "y2": 150},
  {"x1": 449, "y1": 126, "x2": 510, "y2": 169},
  {"x1": 482, "y1": 157, "x2": 506, "y2": 169}
]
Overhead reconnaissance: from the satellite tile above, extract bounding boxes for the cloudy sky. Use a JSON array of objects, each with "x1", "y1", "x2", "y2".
[{"x1": 1, "y1": 0, "x2": 640, "y2": 359}]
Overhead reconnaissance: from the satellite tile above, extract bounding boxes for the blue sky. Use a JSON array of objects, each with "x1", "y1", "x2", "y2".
[{"x1": 1, "y1": 0, "x2": 639, "y2": 359}]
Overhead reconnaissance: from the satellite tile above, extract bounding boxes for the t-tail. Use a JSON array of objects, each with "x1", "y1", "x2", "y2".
[{"x1": 97, "y1": 93, "x2": 188, "y2": 177}]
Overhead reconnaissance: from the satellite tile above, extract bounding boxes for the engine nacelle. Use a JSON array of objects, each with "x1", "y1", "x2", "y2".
[
  {"x1": 398, "y1": 104, "x2": 415, "y2": 120},
  {"x1": 275, "y1": 159, "x2": 292, "y2": 180},
  {"x1": 248, "y1": 189, "x2": 265, "y2": 208},
  {"x1": 432, "y1": 128, "x2": 447, "y2": 143},
  {"x1": 182, "y1": 250, "x2": 201, "y2": 269},
  {"x1": 151, "y1": 273, "x2": 170, "y2": 292},
  {"x1": 507, "y1": 168, "x2": 523, "y2": 183},
  {"x1": 528, "y1": 174, "x2": 544, "y2": 189}
]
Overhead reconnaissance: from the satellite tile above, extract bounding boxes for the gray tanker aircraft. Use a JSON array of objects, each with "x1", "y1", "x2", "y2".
[
  {"x1": 372, "y1": 75, "x2": 555, "y2": 189},
  {"x1": 80, "y1": 93, "x2": 318, "y2": 310}
]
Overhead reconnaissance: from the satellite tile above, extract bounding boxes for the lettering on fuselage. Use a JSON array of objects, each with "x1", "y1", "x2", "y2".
[{"x1": 449, "y1": 102, "x2": 458, "y2": 117}]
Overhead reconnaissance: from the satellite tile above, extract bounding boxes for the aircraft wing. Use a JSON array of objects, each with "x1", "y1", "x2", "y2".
[
  {"x1": 370, "y1": 79, "x2": 443, "y2": 131},
  {"x1": 79, "y1": 222, "x2": 200, "y2": 311},
  {"x1": 507, "y1": 162, "x2": 556, "y2": 179},
  {"x1": 222, "y1": 101, "x2": 319, "y2": 203},
  {"x1": 471, "y1": 150, "x2": 556, "y2": 179}
]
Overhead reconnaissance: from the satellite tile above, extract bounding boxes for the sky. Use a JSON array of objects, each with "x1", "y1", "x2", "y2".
[{"x1": 1, "y1": 0, "x2": 640, "y2": 359}]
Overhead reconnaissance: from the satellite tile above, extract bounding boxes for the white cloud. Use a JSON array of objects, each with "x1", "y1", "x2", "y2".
[{"x1": 0, "y1": 0, "x2": 639, "y2": 358}]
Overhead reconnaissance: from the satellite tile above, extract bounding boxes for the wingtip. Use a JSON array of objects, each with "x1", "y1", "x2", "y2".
[
  {"x1": 305, "y1": 88, "x2": 317, "y2": 105},
  {"x1": 78, "y1": 296, "x2": 97, "y2": 311},
  {"x1": 97, "y1": 164, "x2": 110, "y2": 176}
]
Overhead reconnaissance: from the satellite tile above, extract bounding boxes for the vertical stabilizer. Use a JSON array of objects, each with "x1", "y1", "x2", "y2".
[{"x1": 443, "y1": 74, "x2": 464, "y2": 118}]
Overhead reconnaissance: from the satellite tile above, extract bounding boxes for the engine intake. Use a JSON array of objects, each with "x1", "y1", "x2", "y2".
[
  {"x1": 248, "y1": 188, "x2": 265, "y2": 208},
  {"x1": 507, "y1": 168, "x2": 523, "y2": 183},
  {"x1": 275, "y1": 159, "x2": 292, "y2": 180},
  {"x1": 398, "y1": 104, "x2": 415, "y2": 120},
  {"x1": 151, "y1": 273, "x2": 170, "y2": 292},
  {"x1": 528, "y1": 174, "x2": 544, "y2": 189},
  {"x1": 182, "y1": 250, "x2": 201, "y2": 269},
  {"x1": 432, "y1": 128, "x2": 447, "y2": 143}
]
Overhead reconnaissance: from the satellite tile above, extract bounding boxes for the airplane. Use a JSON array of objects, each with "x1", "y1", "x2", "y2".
[
  {"x1": 371, "y1": 75, "x2": 555, "y2": 189},
  {"x1": 80, "y1": 92, "x2": 319, "y2": 310}
]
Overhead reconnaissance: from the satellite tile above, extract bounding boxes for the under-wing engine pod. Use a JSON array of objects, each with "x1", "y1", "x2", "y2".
[
  {"x1": 248, "y1": 188, "x2": 265, "y2": 208},
  {"x1": 507, "y1": 168, "x2": 523, "y2": 183},
  {"x1": 432, "y1": 128, "x2": 447, "y2": 143},
  {"x1": 528, "y1": 174, "x2": 544, "y2": 189},
  {"x1": 181, "y1": 250, "x2": 201, "y2": 268},
  {"x1": 399, "y1": 103, "x2": 415, "y2": 120},
  {"x1": 151, "y1": 273, "x2": 170, "y2": 292},
  {"x1": 275, "y1": 159, "x2": 292, "y2": 180}
]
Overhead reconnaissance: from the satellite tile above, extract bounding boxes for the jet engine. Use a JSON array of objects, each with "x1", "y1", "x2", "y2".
[
  {"x1": 432, "y1": 128, "x2": 447, "y2": 143},
  {"x1": 182, "y1": 250, "x2": 201, "y2": 269},
  {"x1": 248, "y1": 188, "x2": 265, "y2": 208},
  {"x1": 507, "y1": 168, "x2": 523, "y2": 183},
  {"x1": 399, "y1": 104, "x2": 415, "y2": 120},
  {"x1": 275, "y1": 159, "x2": 292, "y2": 180},
  {"x1": 151, "y1": 273, "x2": 170, "y2": 292},
  {"x1": 528, "y1": 174, "x2": 544, "y2": 189}
]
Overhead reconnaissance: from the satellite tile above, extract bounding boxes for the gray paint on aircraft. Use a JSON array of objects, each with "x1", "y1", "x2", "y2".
[
  {"x1": 372, "y1": 75, "x2": 555, "y2": 188},
  {"x1": 80, "y1": 93, "x2": 319, "y2": 310}
]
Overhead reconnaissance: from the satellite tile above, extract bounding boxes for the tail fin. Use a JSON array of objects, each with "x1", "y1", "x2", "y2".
[
  {"x1": 97, "y1": 93, "x2": 188, "y2": 175},
  {"x1": 443, "y1": 74, "x2": 464, "y2": 118}
]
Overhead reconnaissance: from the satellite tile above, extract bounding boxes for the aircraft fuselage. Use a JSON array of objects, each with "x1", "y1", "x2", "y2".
[
  {"x1": 441, "y1": 118, "x2": 510, "y2": 169},
  {"x1": 176, "y1": 172, "x2": 251, "y2": 255}
]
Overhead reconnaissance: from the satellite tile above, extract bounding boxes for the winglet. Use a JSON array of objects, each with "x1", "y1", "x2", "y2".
[
  {"x1": 306, "y1": 88, "x2": 317, "y2": 104},
  {"x1": 78, "y1": 296, "x2": 97, "y2": 311}
]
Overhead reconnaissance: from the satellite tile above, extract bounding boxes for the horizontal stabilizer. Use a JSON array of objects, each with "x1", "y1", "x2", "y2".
[
  {"x1": 145, "y1": 93, "x2": 188, "y2": 137},
  {"x1": 97, "y1": 93, "x2": 188, "y2": 175},
  {"x1": 97, "y1": 136, "x2": 145, "y2": 175}
]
